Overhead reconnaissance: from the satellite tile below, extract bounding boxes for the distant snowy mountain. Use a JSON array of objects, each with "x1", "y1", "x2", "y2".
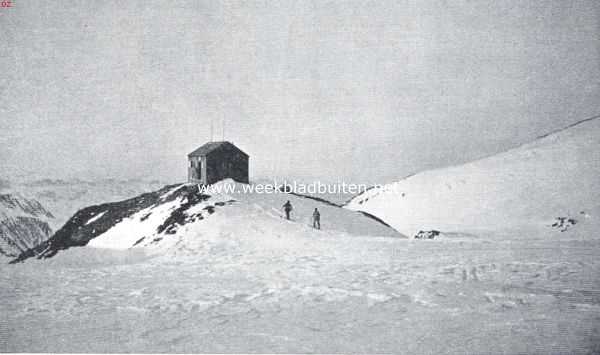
[
  {"x1": 0, "y1": 177, "x2": 166, "y2": 261},
  {"x1": 5, "y1": 178, "x2": 165, "y2": 229},
  {"x1": 13, "y1": 180, "x2": 401, "y2": 262},
  {"x1": 0, "y1": 194, "x2": 54, "y2": 259},
  {"x1": 346, "y1": 117, "x2": 600, "y2": 237}
]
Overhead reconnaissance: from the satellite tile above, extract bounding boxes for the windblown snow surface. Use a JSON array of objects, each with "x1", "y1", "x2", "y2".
[{"x1": 1, "y1": 119, "x2": 600, "y2": 353}]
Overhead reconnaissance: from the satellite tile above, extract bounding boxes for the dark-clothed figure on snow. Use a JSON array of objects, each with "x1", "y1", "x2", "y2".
[
  {"x1": 312, "y1": 208, "x2": 320, "y2": 229},
  {"x1": 283, "y1": 200, "x2": 293, "y2": 220}
]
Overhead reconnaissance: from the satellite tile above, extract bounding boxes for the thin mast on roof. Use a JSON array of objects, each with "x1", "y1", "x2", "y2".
[{"x1": 210, "y1": 117, "x2": 214, "y2": 142}]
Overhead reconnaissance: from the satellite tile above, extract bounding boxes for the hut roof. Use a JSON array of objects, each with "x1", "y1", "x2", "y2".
[{"x1": 187, "y1": 141, "x2": 248, "y2": 157}]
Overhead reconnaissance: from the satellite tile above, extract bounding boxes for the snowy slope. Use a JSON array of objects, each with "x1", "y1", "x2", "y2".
[
  {"x1": 4, "y1": 175, "x2": 600, "y2": 354},
  {"x1": 346, "y1": 117, "x2": 600, "y2": 237},
  {"x1": 0, "y1": 194, "x2": 54, "y2": 259},
  {"x1": 4, "y1": 193, "x2": 600, "y2": 353},
  {"x1": 13, "y1": 180, "x2": 401, "y2": 262}
]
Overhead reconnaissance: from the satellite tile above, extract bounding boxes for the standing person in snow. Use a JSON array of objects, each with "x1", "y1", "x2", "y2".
[
  {"x1": 283, "y1": 200, "x2": 293, "y2": 220},
  {"x1": 312, "y1": 208, "x2": 321, "y2": 229}
]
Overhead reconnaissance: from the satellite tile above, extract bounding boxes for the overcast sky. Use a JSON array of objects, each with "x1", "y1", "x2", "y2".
[{"x1": 1, "y1": 0, "x2": 599, "y2": 184}]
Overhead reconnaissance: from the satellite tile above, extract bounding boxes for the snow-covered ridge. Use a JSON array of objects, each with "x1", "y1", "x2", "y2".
[
  {"x1": 346, "y1": 116, "x2": 600, "y2": 236},
  {"x1": 12, "y1": 184, "x2": 203, "y2": 262},
  {"x1": 13, "y1": 180, "x2": 402, "y2": 263}
]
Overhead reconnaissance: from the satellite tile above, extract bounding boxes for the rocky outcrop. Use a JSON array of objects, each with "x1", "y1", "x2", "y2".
[
  {"x1": 11, "y1": 184, "x2": 209, "y2": 262},
  {"x1": 550, "y1": 217, "x2": 577, "y2": 232},
  {"x1": 0, "y1": 194, "x2": 54, "y2": 258},
  {"x1": 414, "y1": 230, "x2": 441, "y2": 239},
  {"x1": 0, "y1": 194, "x2": 54, "y2": 219}
]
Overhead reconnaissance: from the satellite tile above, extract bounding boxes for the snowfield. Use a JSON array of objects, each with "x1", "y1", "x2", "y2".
[
  {"x1": 1, "y1": 225, "x2": 599, "y2": 353},
  {"x1": 2, "y1": 119, "x2": 600, "y2": 353},
  {"x1": 1, "y1": 179, "x2": 600, "y2": 352},
  {"x1": 346, "y1": 117, "x2": 600, "y2": 237}
]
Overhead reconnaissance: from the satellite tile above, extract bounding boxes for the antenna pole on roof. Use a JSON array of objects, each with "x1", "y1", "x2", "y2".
[{"x1": 210, "y1": 118, "x2": 214, "y2": 142}]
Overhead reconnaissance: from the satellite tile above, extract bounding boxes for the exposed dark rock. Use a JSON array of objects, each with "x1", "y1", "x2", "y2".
[
  {"x1": 156, "y1": 192, "x2": 210, "y2": 234},
  {"x1": 551, "y1": 217, "x2": 577, "y2": 232},
  {"x1": 414, "y1": 230, "x2": 440, "y2": 239},
  {"x1": 0, "y1": 194, "x2": 55, "y2": 258},
  {"x1": 0, "y1": 217, "x2": 52, "y2": 257},
  {"x1": 11, "y1": 184, "x2": 209, "y2": 263},
  {"x1": 0, "y1": 194, "x2": 54, "y2": 219}
]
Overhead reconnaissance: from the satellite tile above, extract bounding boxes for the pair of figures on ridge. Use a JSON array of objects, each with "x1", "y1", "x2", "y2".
[{"x1": 282, "y1": 200, "x2": 320, "y2": 230}]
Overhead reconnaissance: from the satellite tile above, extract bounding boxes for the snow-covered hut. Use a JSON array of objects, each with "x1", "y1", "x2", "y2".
[{"x1": 187, "y1": 141, "x2": 249, "y2": 185}]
